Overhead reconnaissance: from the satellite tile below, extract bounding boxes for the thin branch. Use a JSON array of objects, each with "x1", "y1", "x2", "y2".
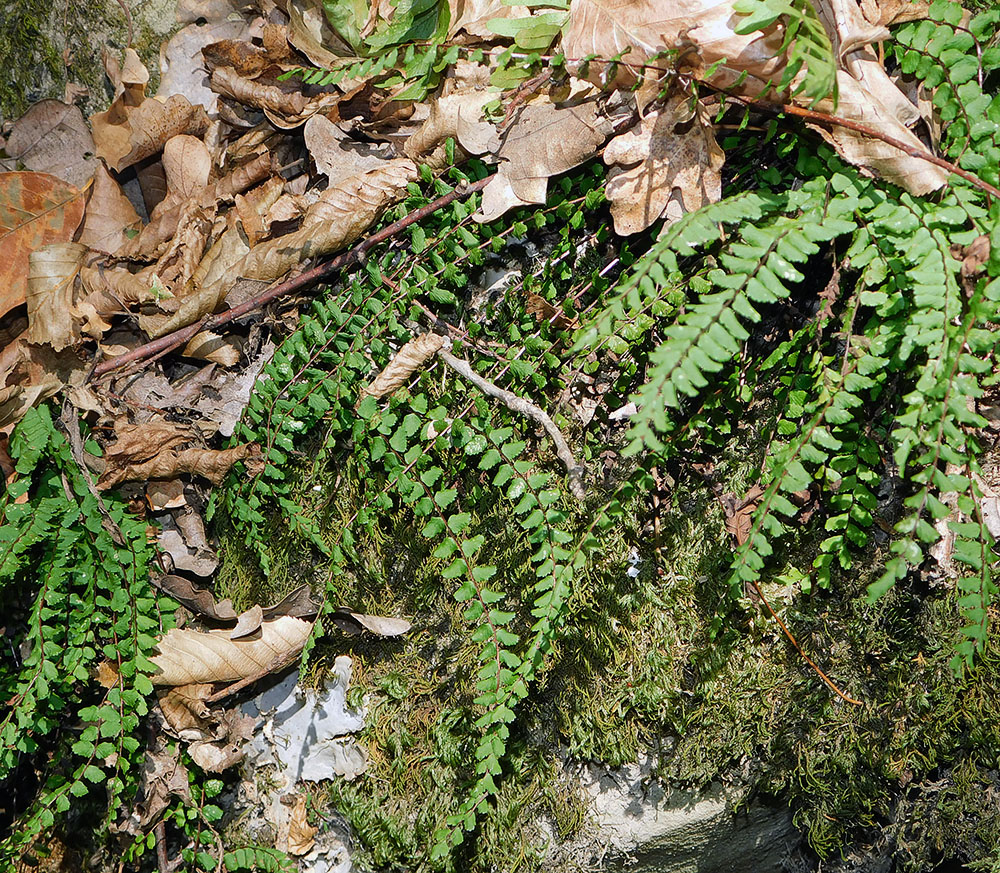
[
  {"x1": 92, "y1": 176, "x2": 492, "y2": 379},
  {"x1": 728, "y1": 92, "x2": 1000, "y2": 201},
  {"x1": 436, "y1": 342, "x2": 586, "y2": 499}
]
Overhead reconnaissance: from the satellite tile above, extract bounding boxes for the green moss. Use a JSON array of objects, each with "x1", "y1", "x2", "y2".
[
  {"x1": 0, "y1": 0, "x2": 175, "y2": 121},
  {"x1": 214, "y1": 412, "x2": 1000, "y2": 873}
]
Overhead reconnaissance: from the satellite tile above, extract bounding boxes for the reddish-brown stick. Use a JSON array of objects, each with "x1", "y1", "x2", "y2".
[{"x1": 91, "y1": 175, "x2": 492, "y2": 379}]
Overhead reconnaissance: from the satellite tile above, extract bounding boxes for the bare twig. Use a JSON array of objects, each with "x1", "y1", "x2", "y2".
[
  {"x1": 436, "y1": 341, "x2": 586, "y2": 499},
  {"x1": 92, "y1": 175, "x2": 493, "y2": 379},
  {"x1": 154, "y1": 820, "x2": 170, "y2": 873}
]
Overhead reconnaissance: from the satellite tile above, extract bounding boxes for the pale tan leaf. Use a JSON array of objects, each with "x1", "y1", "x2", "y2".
[
  {"x1": 5, "y1": 100, "x2": 99, "y2": 188},
  {"x1": 98, "y1": 441, "x2": 262, "y2": 489},
  {"x1": 182, "y1": 330, "x2": 242, "y2": 366},
  {"x1": 230, "y1": 158, "x2": 417, "y2": 288},
  {"x1": 233, "y1": 175, "x2": 285, "y2": 246},
  {"x1": 288, "y1": 795, "x2": 318, "y2": 856},
  {"x1": 810, "y1": 71, "x2": 948, "y2": 195},
  {"x1": 287, "y1": 0, "x2": 354, "y2": 66},
  {"x1": 76, "y1": 162, "x2": 142, "y2": 255},
  {"x1": 330, "y1": 608, "x2": 412, "y2": 636},
  {"x1": 162, "y1": 134, "x2": 213, "y2": 201},
  {"x1": 158, "y1": 684, "x2": 214, "y2": 737},
  {"x1": 448, "y1": 0, "x2": 530, "y2": 38},
  {"x1": 158, "y1": 20, "x2": 251, "y2": 112},
  {"x1": 146, "y1": 479, "x2": 187, "y2": 511},
  {"x1": 151, "y1": 615, "x2": 313, "y2": 685},
  {"x1": 405, "y1": 90, "x2": 497, "y2": 161},
  {"x1": 860, "y1": 0, "x2": 929, "y2": 26},
  {"x1": 231, "y1": 604, "x2": 264, "y2": 639},
  {"x1": 361, "y1": 333, "x2": 445, "y2": 401},
  {"x1": 91, "y1": 94, "x2": 211, "y2": 173},
  {"x1": 305, "y1": 114, "x2": 395, "y2": 181},
  {"x1": 604, "y1": 97, "x2": 725, "y2": 234},
  {"x1": 0, "y1": 172, "x2": 86, "y2": 321},
  {"x1": 562, "y1": 0, "x2": 787, "y2": 89},
  {"x1": 477, "y1": 93, "x2": 614, "y2": 222},
  {"x1": 26, "y1": 242, "x2": 87, "y2": 350}
]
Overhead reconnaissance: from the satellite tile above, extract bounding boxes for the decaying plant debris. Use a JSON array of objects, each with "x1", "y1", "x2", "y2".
[{"x1": 3, "y1": 0, "x2": 1000, "y2": 868}]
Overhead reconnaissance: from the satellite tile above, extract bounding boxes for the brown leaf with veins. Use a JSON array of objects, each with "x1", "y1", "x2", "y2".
[
  {"x1": 76, "y1": 162, "x2": 142, "y2": 255},
  {"x1": 211, "y1": 66, "x2": 308, "y2": 117},
  {"x1": 90, "y1": 49, "x2": 210, "y2": 172},
  {"x1": 153, "y1": 573, "x2": 240, "y2": 622},
  {"x1": 603, "y1": 95, "x2": 724, "y2": 235},
  {"x1": 5, "y1": 100, "x2": 99, "y2": 188},
  {"x1": 360, "y1": 333, "x2": 445, "y2": 401},
  {"x1": 0, "y1": 172, "x2": 86, "y2": 320},
  {"x1": 288, "y1": 795, "x2": 319, "y2": 856},
  {"x1": 478, "y1": 91, "x2": 616, "y2": 222},
  {"x1": 150, "y1": 614, "x2": 313, "y2": 685},
  {"x1": 722, "y1": 484, "x2": 764, "y2": 546}
]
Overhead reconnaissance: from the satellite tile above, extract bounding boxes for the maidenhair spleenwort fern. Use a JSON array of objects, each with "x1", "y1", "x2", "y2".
[{"x1": 219, "y1": 1, "x2": 1000, "y2": 865}]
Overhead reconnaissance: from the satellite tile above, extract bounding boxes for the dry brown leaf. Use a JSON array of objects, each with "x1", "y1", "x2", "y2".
[
  {"x1": 182, "y1": 330, "x2": 242, "y2": 366},
  {"x1": 151, "y1": 614, "x2": 313, "y2": 685},
  {"x1": 860, "y1": 0, "x2": 929, "y2": 26},
  {"x1": 305, "y1": 114, "x2": 395, "y2": 181},
  {"x1": 102, "y1": 419, "x2": 194, "y2": 468},
  {"x1": 158, "y1": 683, "x2": 214, "y2": 736},
  {"x1": 287, "y1": 0, "x2": 353, "y2": 66},
  {"x1": 603, "y1": 96, "x2": 725, "y2": 234},
  {"x1": 360, "y1": 333, "x2": 445, "y2": 401},
  {"x1": 404, "y1": 90, "x2": 496, "y2": 161},
  {"x1": 288, "y1": 795, "x2": 319, "y2": 856},
  {"x1": 76, "y1": 162, "x2": 142, "y2": 254},
  {"x1": 159, "y1": 505, "x2": 219, "y2": 576},
  {"x1": 562, "y1": 0, "x2": 786, "y2": 90},
  {"x1": 231, "y1": 604, "x2": 264, "y2": 639},
  {"x1": 223, "y1": 158, "x2": 417, "y2": 295},
  {"x1": 26, "y1": 242, "x2": 87, "y2": 350},
  {"x1": 153, "y1": 573, "x2": 240, "y2": 621},
  {"x1": 130, "y1": 737, "x2": 192, "y2": 832},
  {"x1": 188, "y1": 709, "x2": 256, "y2": 771},
  {"x1": 162, "y1": 134, "x2": 214, "y2": 201},
  {"x1": 159, "y1": 19, "x2": 251, "y2": 112},
  {"x1": 98, "y1": 441, "x2": 261, "y2": 489},
  {"x1": 233, "y1": 175, "x2": 285, "y2": 246},
  {"x1": 525, "y1": 292, "x2": 578, "y2": 330},
  {"x1": 722, "y1": 484, "x2": 764, "y2": 547},
  {"x1": 448, "y1": 0, "x2": 530, "y2": 38},
  {"x1": 330, "y1": 608, "x2": 412, "y2": 637},
  {"x1": 146, "y1": 479, "x2": 188, "y2": 511},
  {"x1": 478, "y1": 92, "x2": 615, "y2": 222},
  {"x1": 0, "y1": 172, "x2": 86, "y2": 321},
  {"x1": 4, "y1": 100, "x2": 99, "y2": 189},
  {"x1": 91, "y1": 49, "x2": 210, "y2": 173},
  {"x1": 211, "y1": 66, "x2": 308, "y2": 117}
]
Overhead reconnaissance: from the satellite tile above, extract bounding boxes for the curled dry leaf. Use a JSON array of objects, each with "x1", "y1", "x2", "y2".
[
  {"x1": 151, "y1": 614, "x2": 313, "y2": 685},
  {"x1": 91, "y1": 49, "x2": 210, "y2": 172},
  {"x1": 26, "y1": 242, "x2": 88, "y2": 351},
  {"x1": 158, "y1": 683, "x2": 214, "y2": 737},
  {"x1": 158, "y1": 19, "x2": 251, "y2": 113},
  {"x1": 231, "y1": 604, "x2": 264, "y2": 639},
  {"x1": 330, "y1": 608, "x2": 412, "y2": 637},
  {"x1": 4, "y1": 100, "x2": 99, "y2": 189},
  {"x1": 404, "y1": 90, "x2": 497, "y2": 161},
  {"x1": 211, "y1": 66, "x2": 308, "y2": 117},
  {"x1": 153, "y1": 573, "x2": 240, "y2": 622},
  {"x1": 603, "y1": 96, "x2": 725, "y2": 235},
  {"x1": 722, "y1": 485, "x2": 765, "y2": 547},
  {"x1": 182, "y1": 330, "x2": 242, "y2": 366},
  {"x1": 162, "y1": 134, "x2": 213, "y2": 201},
  {"x1": 227, "y1": 158, "x2": 418, "y2": 293},
  {"x1": 76, "y1": 162, "x2": 142, "y2": 255},
  {"x1": 98, "y1": 440, "x2": 262, "y2": 489},
  {"x1": 0, "y1": 172, "x2": 86, "y2": 320},
  {"x1": 360, "y1": 332, "x2": 445, "y2": 401}
]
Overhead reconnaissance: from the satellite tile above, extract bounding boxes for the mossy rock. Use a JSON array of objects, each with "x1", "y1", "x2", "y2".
[{"x1": 0, "y1": 0, "x2": 178, "y2": 121}]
